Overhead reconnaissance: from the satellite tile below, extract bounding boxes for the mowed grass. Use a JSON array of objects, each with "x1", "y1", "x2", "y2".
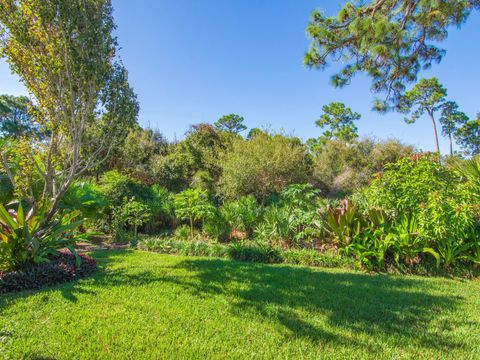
[{"x1": 1, "y1": 250, "x2": 480, "y2": 359}]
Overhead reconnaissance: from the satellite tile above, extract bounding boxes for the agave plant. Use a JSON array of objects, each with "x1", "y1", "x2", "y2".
[{"x1": 0, "y1": 202, "x2": 88, "y2": 271}]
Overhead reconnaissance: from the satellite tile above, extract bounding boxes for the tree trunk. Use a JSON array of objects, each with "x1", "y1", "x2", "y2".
[
  {"x1": 190, "y1": 217, "x2": 194, "y2": 240},
  {"x1": 428, "y1": 111, "x2": 441, "y2": 155},
  {"x1": 449, "y1": 134, "x2": 453, "y2": 156}
]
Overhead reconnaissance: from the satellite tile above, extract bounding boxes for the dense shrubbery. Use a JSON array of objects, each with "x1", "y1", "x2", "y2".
[
  {"x1": 0, "y1": 251, "x2": 96, "y2": 294},
  {"x1": 312, "y1": 138, "x2": 414, "y2": 196},
  {"x1": 218, "y1": 132, "x2": 312, "y2": 200},
  {"x1": 323, "y1": 156, "x2": 480, "y2": 270},
  {"x1": 134, "y1": 155, "x2": 479, "y2": 274}
]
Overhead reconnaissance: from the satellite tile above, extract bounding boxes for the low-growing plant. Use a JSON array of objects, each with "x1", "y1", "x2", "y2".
[
  {"x1": 0, "y1": 251, "x2": 96, "y2": 294},
  {"x1": 174, "y1": 225, "x2": 191, "y2": 241},
  {"x1": 0, "y1": 202, "x2": 89, "y2": 271},
  {"x1": 203, "y1": 210, "x2": 232, "y2": 242}
]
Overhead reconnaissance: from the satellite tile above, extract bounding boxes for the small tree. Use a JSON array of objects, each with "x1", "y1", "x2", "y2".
[
  {"x1": 124, "y1": 197, "x2": 151, "y2": 246},
  {"x1": 174, "y1": 188, "x2": 214, "y2": 239},
  {"x1": 439, "y1": 101, "x2": 469, "y2": 156},
  {"x1": 309, "y1": 102, "x2": 360, "y2": 153},
  {"x1": 397, "y1": 78, "x2": 447, "y2": 155},
  {"x1": 214, "y1": 114, "x2": 247, "y2": 134}
]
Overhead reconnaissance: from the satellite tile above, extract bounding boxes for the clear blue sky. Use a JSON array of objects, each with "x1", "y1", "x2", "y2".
[{"x1": 1, "y1": 1, "x2": 479, "y2": 153}]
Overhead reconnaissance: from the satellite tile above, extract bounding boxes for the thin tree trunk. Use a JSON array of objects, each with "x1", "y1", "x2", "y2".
[
  {"x1": 190, "y1": 217, "x2": 194, "y2": 239},
  {"x1": 428, "y1": 111, "x2": 441, "y2": 155},
  {"x1": 449, "y1": 134, "x2": 453, "y2": 156}
]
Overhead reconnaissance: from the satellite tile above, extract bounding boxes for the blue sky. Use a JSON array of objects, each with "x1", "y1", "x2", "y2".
[{"x1": 1, "y1": 1, "x2": 479, "y2": 153}]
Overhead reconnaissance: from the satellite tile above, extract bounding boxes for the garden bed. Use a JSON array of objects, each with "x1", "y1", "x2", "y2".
[{"x1": 0, "y1": 251, "x2": 97, "y2": 294}]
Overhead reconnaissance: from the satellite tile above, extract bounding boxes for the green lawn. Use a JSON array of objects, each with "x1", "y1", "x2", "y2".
[{"x1": 1, "y1": 250, "x2": 479, "y2": 359}]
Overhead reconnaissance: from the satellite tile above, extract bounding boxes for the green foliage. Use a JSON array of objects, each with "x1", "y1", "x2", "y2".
[
  {"x1": 214, "y1": 114, "x2": 247, "y2": 134},
  {"x1": 174, "y1": 225, "x2": 191, "y2": 241},
  {"x1": 439, "y1": 101, "x2": 469, "y2": 155},
  {"x1": 0, "y1": 203, "x2": 87, "y2": 271},
  {"x1": 346, "y1": 156, "x2": 480, "y2": 269},
  {"x1": 174, "y1": 188, "x2": 215, "y2": 239},
  {"x1": 152, "y1": 124, "x2": 228, "y2": 192},
  {"x1": 60, "y1": 182, "x2": 106, "y2": 221},
  {"x1": 97, "y1": 170, "x2": 151, "y2": 206},
  {"x1": 397, "y1": 78, "x2": 447, "y2": 153},
  {"x1": 0, "y1": 172, "x2": 14, "y2": 204},
  {"x1": 138, "y1": 237, "x2": 356, "y2": 269},
  {"x1": 0, "y1": 0, "x2": 139, "y2": 222},
  {"x1": 312, "y1": 138, "x2": 414, "y2": 196},
  {"x1": 305, "y1": 1, "x2": 479, "y2": 104},
  {"x1": 0, "y1": 95, "x2": 34, "y2": 139},
  {"x1": 221, "y1": 195, "x2": 261, "y2": 238},
  {"x1": 366, "y1": 155, "x2": 454, "y2": 214},
  {"x1": 254, "y1": 186, "x2": 323, "y2": 248},
  {"x1": 123, "y1": 197, "x2": 151, "y2": 246},
  {"x1": 219, "y1": 132, "x2": 312, "y2": 200},
  {"x1": 109, "y1": 128, "x2": 168, "y2": 183},
  {"x1": 313, "y1": 102, "x2": 360, "y2": 147},
  {"x1": 147, "y1": 184, "x2": 175, "y2": 232},
  {"x1": 455, "y1": 116, "x2": 480, "y2": 156},
  {"x1": 203, "y1": 210, "x2": 232, "y2": 242}
]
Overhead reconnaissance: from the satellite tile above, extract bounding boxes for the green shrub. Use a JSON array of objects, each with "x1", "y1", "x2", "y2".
[
  {"x1": 174, "y1": 225, "x2": 191, "y2": 241},
  {"x1": 203, "y1": 210, "x2": 232, "y2": 242},
  {"x1": 311, "y1": 138, "x2": 414, "y2": 196},
  {"x1": 228, "y1": 242, "x2": 283, "y2": 264},
  {"x1": 218, "y1": 132, "x2": 312, "y2": 200},
  {"x1": 221, "y1": 195, "x2": 261, "y2": 238},
  {"x1": 97, "y1": 170, "x2": 151, "y2": 206},
  {"x1": 254, "y1": 202, "x2": 322, "y2": 248},
  {"x1": 145, "y1": 184, "x2": 174, "y2": 232},
  {"x1": 60, "y1": 181, "x2": 106, "y2": 221},
  {"x1": 322, "y1": 156, "x2": 479, "y2": 270},
  {"x1": 0, "y1": 172, "x2": 14, "y2": 205}
]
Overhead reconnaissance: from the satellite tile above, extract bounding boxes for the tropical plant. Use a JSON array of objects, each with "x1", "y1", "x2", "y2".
[
  {"x1": 203, "y1": 210, "x2": 232, "y2": 242},
  {"x1": 123, "y1": 197, "x2": 151, "y2": 246},
  {"x1": 0, "y1": 203, "x2": 88, "y2": 271},
  {"x1": 221, "y1": 195, "x2": 261, "y2": 238},
  {"x1": 174, "y1": 188, "x2": 215, "y2": 239},
  {"x1": 325, "y1": 200, "x2": 362, "y2": 246}
]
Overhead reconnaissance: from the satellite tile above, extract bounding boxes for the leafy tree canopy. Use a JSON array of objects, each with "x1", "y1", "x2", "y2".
[
  {"x1": 214, "y1": 114, "x2": 247, "y2": 134},
  {"x1": 316, "y1": 102, "x2": 360, "y2": 143},
  {"x1": 456, "y1": 115, "x2": 480, "y2": 156},
  {"x1": 305, "y1": 0, "x2": 479, "y2": 106}
]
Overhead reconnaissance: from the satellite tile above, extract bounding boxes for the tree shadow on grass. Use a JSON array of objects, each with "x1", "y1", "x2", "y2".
[
  {"x1": 167, "y1": 258, "x2": 467, "y2": 353},
  {"x1": 0, "y1": 251, "x2": 472, "y2": 355}
]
